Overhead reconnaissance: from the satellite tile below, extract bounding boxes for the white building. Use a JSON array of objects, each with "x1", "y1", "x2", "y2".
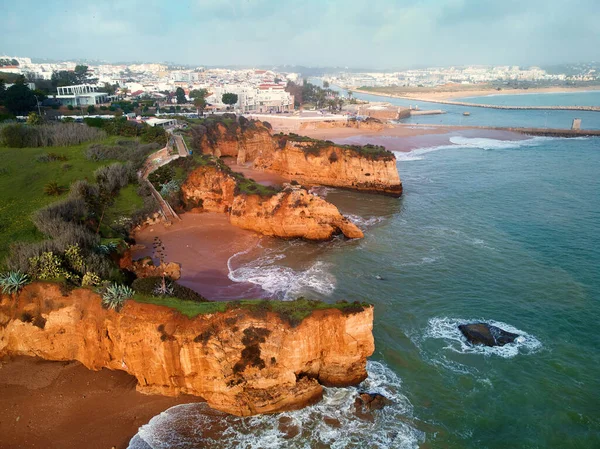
[
  {"x1": 206, "y1": 83, "x2": 294, "y2": 113},
  {"x1": 55, "y1": 84, "x2": 115, "y2": 106}
]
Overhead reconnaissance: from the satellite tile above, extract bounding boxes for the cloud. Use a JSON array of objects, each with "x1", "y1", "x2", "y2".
[{"x1": 1, "y1": 0, "x2": 599, "y2": 67}]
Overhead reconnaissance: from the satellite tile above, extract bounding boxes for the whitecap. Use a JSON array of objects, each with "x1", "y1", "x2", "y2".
[
  {"x1": 128, "y1": 361, "x2": 425, "y2": 449},
  {"x1": 345, "y1": 213, "x2": 386, "y2": 228},
  {"x1": 228, "y1": 250, "x2": 336, "y2": 300},
  {"x1": 423, "y1": 317, "x2": 542, "y2": 359},
  {"x1": 448, "y1": 135, "x2": 551, "y2": 150}
]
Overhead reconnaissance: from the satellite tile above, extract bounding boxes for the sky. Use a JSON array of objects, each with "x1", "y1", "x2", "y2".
[{"x1": 1, "y1": 0, "x2": 599, "y2": 69}]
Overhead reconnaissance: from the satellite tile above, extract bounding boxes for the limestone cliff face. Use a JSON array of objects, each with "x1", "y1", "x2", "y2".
[
  {"x1": 0, "y1": 283, "x2": 374, "y2": 416},
  {"x1": 229, "y1": 186, "x2": 363, "y2": 240},
  {"x1": 254, "y1": 141, "x2": 403, "y2": 197},
  {"x1": 193, "y1": 121, "x2": 273, "y2": 165},
  {"x1": 192, "y1": 120, "x2": 402, "y2": 196},
  {"x1": 180, "y1": 166, "x2": 363, "y2": 240}
]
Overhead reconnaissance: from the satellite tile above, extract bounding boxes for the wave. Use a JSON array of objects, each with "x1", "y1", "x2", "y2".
[
  {"x1": 394, "y1": 135, "x2": 578, "y2": 162},
  {"x1": 228, "y1": 247, "x2": 336, "y2": 300},
  {"x1": 128, "y1": 361, "x2": 424, "y2": 449},
  {"x1": 345, "y1": 213, "x2": 386, "y2": 228},
  {"x1": 423, "y1": 317, "x2": 542, "y2": 359}
]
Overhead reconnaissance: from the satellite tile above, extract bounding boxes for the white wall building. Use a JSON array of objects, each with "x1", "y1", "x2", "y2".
[{"x1": 55, "y1": 84, "x2": 115, "y2": 106}]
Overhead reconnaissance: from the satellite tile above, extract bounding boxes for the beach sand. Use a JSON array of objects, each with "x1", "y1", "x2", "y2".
[
  {"x1": 131, "y1": 212, "x2": 265, "y2": 300},
  {"x1": 297, "y1": 123, "x2": 466, "y2": 140},
  {"x1": 0, "y1": 355, "x2": 202, "y2": 449}
]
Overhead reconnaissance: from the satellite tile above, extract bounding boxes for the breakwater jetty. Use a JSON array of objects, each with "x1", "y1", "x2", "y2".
[{"x1": 353, "y1": 89, "x2": 600, "y2": 112}]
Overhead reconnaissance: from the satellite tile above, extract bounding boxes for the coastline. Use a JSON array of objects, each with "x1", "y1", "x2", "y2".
[
  {"x1": 352, "y1": 85, "x2": 600, "y2": 102},
  {"x1": 0, "y1": 355, "x2": 202, "y2": 449}
]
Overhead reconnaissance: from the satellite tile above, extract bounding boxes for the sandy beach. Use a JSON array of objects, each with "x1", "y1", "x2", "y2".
[
  {"x1": 0, "y1": 355, "x2": 202, "y2": 449},
  {"x1": 132, "y1": 212, "x2": 266, "y2": 300},
  {"x1": 297, "y1": 123, "x2": 470, "y2": 140},
  {"x1": 353, "y1": 85, "x2": 600, "y2": 102}
]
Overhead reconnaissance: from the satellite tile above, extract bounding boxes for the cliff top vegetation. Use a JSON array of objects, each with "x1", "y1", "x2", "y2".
[
  {"x1": 275, "y1": 132, "x2": 394, "y2": 161},
  {"x1": 132, "y1": 294, "x2": 370, "y2": 325},
  {"x1": 151, "y1": 152, "x2": 281, "y2": 200}
]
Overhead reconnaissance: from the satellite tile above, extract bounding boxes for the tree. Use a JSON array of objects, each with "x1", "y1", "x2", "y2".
[
  {"x1": 190, "y1": 88, "x2": 209, "y2": 116},
  {"x1": 222, "y1": 93, "x2": 238, "y2": 109},
  {"x1": 32, "y1": 89, "x2": 48, "y2": 102},
  {"x1": 4, "y1": 84, "x2": 36, "y2": 115},
  {"x1": 51, "y1": 70, "x2": 78, "y2": 88},
  {"x1": 323, "y1": 80, "x2": 330, "y2": 88},
  {"x1": 175, "y1": 87, "x2": 186, "y2": 104},
  {"x1": 100, "y1": 82, "x2": 117, "y2": 95},
  {"x1": 87, "y1": 105, "x2": 96, "y2": 114},
  {"x1": 0, "y1": 79, "x2": 6, "y2": 105}
]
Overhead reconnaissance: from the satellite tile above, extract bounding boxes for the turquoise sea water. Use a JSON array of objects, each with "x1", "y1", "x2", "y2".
[{"x1": 129, "y1": 99, "x2": 600, "y2": 448}]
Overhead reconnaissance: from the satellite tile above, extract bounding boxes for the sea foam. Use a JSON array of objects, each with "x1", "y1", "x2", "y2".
[
  {"x1": 227, "y1": 245, "x2": 336, "y2": 300},
  {"x1": 128, "y1": 361, "x2": 424, "y2": 449},
  {"x1": 394, "y1": 135, "x2": 565, "y2": 162},
  {"x1": 423, "y1": 317, "x2": 542, "y2": 359}
]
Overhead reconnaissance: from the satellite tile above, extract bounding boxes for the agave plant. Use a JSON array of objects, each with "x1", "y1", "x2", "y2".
[
  {"x1": 153, "y1": 279, "x2": 174, "y2": 297},
  {"x1": 95, "y1": 242, "x2": 118, "y2": 255},
  {"x1": 101, "y1": 284, "x2": 135, "y2": 311},
  {"x1": 0, "y1": 271, "x2": 30, "y2": 294}
]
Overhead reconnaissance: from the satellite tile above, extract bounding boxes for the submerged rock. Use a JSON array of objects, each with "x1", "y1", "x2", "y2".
[
  {"x1": 354, "y1": 392, "x2": 392, "y2": 420},
  {"x1": 458, "y1": 322, "x2": 519, "y2": 347}
]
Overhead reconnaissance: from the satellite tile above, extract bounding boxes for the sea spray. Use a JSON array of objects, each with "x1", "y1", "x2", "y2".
[{"x1": 128, "y1": 361, "x2": 424, "y2": 449}]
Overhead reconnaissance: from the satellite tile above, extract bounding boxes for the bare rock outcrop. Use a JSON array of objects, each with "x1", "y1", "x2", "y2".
[
  {"x1": 0, "y1": 283, "x2": 374, "y2": 416},
  {"x1": 180, "y1": 165, "x2": 363, "y2": 240}
]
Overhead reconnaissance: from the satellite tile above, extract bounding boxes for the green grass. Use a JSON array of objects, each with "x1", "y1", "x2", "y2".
[
  {"x1": 132, "y1": 294, "x2": 370, "y2": 322},
  {"x1": 106, "y1": 184, "x2": 144, "y2": 224},
  {"x1": 0, "y1": 136, "x2": 139, "y2": 261}
]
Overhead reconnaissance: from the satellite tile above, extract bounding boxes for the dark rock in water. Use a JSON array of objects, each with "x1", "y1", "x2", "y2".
[
  {"x1": 358, "y1": 392, "x2": 391, "y2": 411},
  {"x1": 458, "y1": 322, "x2": 519, "y2": 347}
]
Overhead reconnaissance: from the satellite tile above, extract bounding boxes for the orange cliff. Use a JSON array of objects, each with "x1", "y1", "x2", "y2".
[
  {"x1": 180, "y1": 165, "x2": 363, "y2": 240},
  {"x1": 0, "y1": 283, "x2": 374, "y2": 416},
  {"x1": 192, "y1": 120, "x2": 403, "y2": 197}
]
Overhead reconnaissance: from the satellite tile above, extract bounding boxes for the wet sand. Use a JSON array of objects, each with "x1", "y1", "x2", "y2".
[
  {"x1": 0, "y1": 355, "x2": 202, "y2": 449},
  {"x1": 132, "y1": 213, "x2": 266, "y2": 300}
]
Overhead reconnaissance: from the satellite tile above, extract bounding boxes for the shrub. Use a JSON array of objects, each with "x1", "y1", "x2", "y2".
[
  {"x1": 101, "y1": 283, "x2": 134, "y2": 310},
  {"x1": 36, "y1": 152, "x2": 68, "y2": 163},
  {"x1": 132, "y1": 276, "x2": 208, "y2": 302},
  {"x1": 43, "y1": 181, "x2": 65, "y2": 196},
  {"x1": 148, "y1": 164, "x2": 175, "y2": 189},
  {"x1": 85, "y1": 142, "x2": 159, "y2": 169},
  {"x1": 81, "y1": 271, "x2": 101, "y2": 287},
  {"x1": 0, "y1": 271, "x2": 29, "y2": 294},
  {"x1": 0, "y1": 122, "x2": 106, "y2": 148}
]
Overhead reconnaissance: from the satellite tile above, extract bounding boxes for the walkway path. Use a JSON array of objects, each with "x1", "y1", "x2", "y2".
[{"x1": 139, "y1": 133, "x2": 191, "y2": 223}]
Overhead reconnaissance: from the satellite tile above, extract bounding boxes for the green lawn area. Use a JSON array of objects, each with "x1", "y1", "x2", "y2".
[{"x1": 0, "y1": 136, "x2": 140, "y2": 262}]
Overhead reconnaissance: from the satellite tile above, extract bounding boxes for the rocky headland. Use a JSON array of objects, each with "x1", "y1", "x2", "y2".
[
  {"x1": 190, "y1": 118, "x2": 402, "y2": 196},
  {"x1": 0, "y1": 283, "x2": 374, "y2": 416},
  {"x1": 179, "y1": 163, "x2": 363, "y2": 240}
]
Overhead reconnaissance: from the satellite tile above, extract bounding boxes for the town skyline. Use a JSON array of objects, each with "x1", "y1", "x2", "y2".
[{"x1": 2, "y1": 0, "x2": 600, "y2": 69}]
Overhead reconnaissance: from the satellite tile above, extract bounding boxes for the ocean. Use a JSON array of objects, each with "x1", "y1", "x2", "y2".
[{"x1": 129, "y1": 98, "x2": 600, "y2": 448}]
